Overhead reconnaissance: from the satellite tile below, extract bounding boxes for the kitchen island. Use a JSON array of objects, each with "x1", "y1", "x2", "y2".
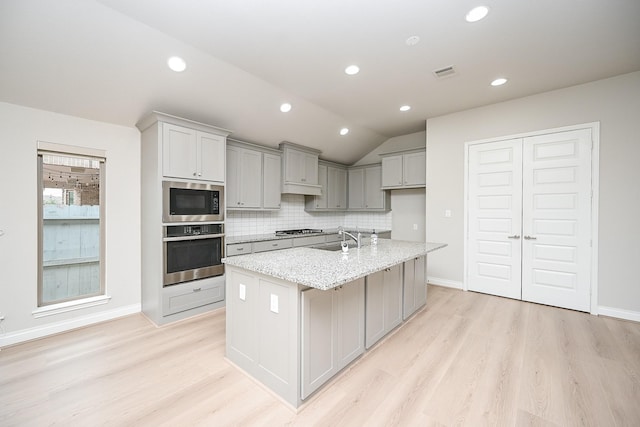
[{"x1": 223, "y1": 239, "x2": 446, "y2": 409}]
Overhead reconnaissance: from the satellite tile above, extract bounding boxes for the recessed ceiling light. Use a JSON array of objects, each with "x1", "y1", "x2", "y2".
[
  {"x1": 167, "y1": 56, "x2": 186, "y2": 72},
  {"x1": 465, "y1": 6, "x2": 489, "y2": 22},
  {"x1": 280, "y1": 103, "x2": 292, "y2": 113},
  {"x1": 400, "y1": 105, "x2": 411, "y2": 112},
  {"x1": 339, "y1": 128, "x2": 349, "y2": 136},
  {"x1": 491, "y1": 77, "x2": 508, "y2": 86},
  {"x1": 345, "y1": 65, "x2": 360, "y2": 75},
  {"x1": 405, "y1": 36, "x2": 420, "y2": 46}
]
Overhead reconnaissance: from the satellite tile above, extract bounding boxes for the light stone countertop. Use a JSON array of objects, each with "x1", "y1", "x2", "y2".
[
  {"x1": 226, "y1": 228, "x2": 391, "y2": 245},
  {"x1": 223, "y1": 239, "x2": 447, "y2": 290}
]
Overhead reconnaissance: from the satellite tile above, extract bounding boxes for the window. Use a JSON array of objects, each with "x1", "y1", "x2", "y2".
[{"x1": 38, "y1": 144, "x2": 105, "y2": 307}]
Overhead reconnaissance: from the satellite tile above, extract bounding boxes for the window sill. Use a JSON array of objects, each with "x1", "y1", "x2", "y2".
[{"x1": 32, "y1": 295, "x2": 112, "y2": 318}]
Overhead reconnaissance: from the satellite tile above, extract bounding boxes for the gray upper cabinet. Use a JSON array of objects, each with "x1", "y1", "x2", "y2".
[
  {"x1": 381, "y1": 148, "x2": 426, "y2": 189},
  {"x1": 227, "y1": 144, "x2": 262, "y2": 208},
  {"x1": 306, "y1": 161, "x2": 347, "y2": 211},
  {"x1": 262, "y1": 152, "x2": 282, "y2": 209},
  {"x1": 348, "y1": 164, "x2": 390, "y2": 211},
  {"x1": 227, "y1": 140, "x2": 282, "y2": 210},
  {"x1": 328, "y1": 166, "x2": 347, "y2": 209},
  {"x1": 162, "y1": 122, "x2": 226, "y2": 183}
]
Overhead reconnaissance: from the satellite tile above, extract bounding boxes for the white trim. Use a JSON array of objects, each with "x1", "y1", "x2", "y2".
[
  {"x1": 590, "y1": 122, "x2": 600, "y2": 315},
  {"x1": 1, "y1": 303, "x2": 141, "y2": 348},
  {"x1": 463, "y1": 143, "x2": 469, "y2": 291},
  {"x1": 32, "y1": 295, "x2": 112, "y2": 318},
  {"x1": 427, "y1": 276, "x2": 463, "y2": 290},
  {"x1": 463, "y1": 122, "x2": 600, "y2": 313},
  {"x1": 598, "y1": 306, "x2": 640, "y2": 323},
  {"x1": 37, "y1": 140, "x2": 106, "y2": 159}
]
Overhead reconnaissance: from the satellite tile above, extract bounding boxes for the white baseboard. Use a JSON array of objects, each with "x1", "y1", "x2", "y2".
[
  {"x1": 427, "y1": 276, "x2": 463, "y2": 290},
  {"x1": 598, "y1": 305, "x2": 640, "y2": 323},
  {"x1": 0, "y1": 303, "x2": 141, "y2": 348}
]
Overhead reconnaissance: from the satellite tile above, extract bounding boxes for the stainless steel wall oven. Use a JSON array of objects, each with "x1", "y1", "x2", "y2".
[{"x1": 163, "y1": 223, "x2": 224, "y2": 286}]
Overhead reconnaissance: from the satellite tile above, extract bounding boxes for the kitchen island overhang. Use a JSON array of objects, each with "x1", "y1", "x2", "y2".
[{"x1": 223, "y1": 239, "x2": 447, "y2": 409}]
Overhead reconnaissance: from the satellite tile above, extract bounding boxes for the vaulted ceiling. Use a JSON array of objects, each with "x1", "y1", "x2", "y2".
[{"x1": 1, "y1": 0, "x2": 639, "y2": 164}]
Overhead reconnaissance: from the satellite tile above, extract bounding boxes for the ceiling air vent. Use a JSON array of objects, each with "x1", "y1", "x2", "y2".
[{"x1": 433, "y1": 65, "x2": 457, "y2": 79}]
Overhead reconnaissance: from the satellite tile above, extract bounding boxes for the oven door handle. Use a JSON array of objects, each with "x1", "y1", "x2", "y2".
[{"x1": 163, "y1": 234, "x2": 225, "y2": 242}]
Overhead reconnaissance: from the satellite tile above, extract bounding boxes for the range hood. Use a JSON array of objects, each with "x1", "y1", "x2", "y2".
[
  {"x1": 281, "y1": 181, "x2": 322, "y2": 196},
  {"x1": 279, "y1": 141, "x2": 323, "y2": 196}
]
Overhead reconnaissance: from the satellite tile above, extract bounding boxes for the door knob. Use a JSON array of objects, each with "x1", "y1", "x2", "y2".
[
  {"x1": 507, "y1": 234, "x2": 520, "y2": 239},
  {"x1": 524, "y1": 235, "x2": 537, "y2": 240}
]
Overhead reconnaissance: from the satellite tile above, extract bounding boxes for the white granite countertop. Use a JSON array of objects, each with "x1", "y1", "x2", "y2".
[
  {"x1": 226, "y1": 228, "x2": 391, "y2": 245},
  {"x1": 223, "y1": 239, "x2": 447, "y2": 290}
]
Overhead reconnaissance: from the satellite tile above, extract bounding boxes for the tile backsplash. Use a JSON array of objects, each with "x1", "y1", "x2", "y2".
[{"x1": 226, "y1": 194, "x2": 392, "y2": 237}]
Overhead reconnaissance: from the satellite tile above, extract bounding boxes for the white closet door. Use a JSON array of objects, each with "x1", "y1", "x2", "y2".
[
  {"x1": 467, "y1": 139, "x2": 523, "y2": 299},
  {"x1": 521, "y1": 129, "x2": 592, "y2": 311}
]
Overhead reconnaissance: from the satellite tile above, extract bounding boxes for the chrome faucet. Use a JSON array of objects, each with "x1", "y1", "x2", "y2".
[{"x1": 338, "y1": 226, "x2": 361, "y2": 249}]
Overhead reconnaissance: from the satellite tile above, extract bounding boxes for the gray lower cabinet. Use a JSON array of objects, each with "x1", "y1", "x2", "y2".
[
  {"x1": 403, "y1": 256, "x2": 427, "y2": 320},
  {"x1": 252, "y1": 238, "x2": 293, "y2": 253},
  {"x1": 162, "y1": 277, "x2": 225, "y2": 316},
  {"x1": 365, "y1": 264, "x2": 403, "y2": 349},
  {"x1": 226, "y1": 267, "x2": 300, "y2": 405},
  {"x1": 301, "y1": 278, "x2": 365, "y2": 399}
]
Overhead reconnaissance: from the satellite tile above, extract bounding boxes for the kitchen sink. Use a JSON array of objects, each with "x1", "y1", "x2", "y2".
[{"x1": 312, "y1": 243, "x2": 358, "y2": 251}]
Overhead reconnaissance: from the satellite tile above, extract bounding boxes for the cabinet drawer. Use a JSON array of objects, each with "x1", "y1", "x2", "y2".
[
  {"x1": 162, "y1": 280, "x2": 224, "y2": 316},
  {"x1": 252, "y1": 238, "x2": 293, "y2": 253},
  {"x1": 293, "y1": 235, "x2": 327, "y2": 247},
  {"x1": 227, "y1": 243, "x2": 252, "y2": 256}
]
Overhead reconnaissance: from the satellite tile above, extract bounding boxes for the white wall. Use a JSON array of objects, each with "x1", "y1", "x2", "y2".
[
  {"x1": 425, "y1": 71, "x2": 640, "y2": 316},
  {"x1": 391, "y1": 189, "x2": 426, "y2": 242},
  {"x1": 0, "y1": 102, "x2": 141, "y2": 346},
  {"x1": 354, "y1": 131, "x2": 426, "y2": 166}
]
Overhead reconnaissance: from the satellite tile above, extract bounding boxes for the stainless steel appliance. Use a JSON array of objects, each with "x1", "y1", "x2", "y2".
[
  {"x1": 163, "y1": 223, "x2": 224, "y2": 286},
  {"x1": 163, "y1": 181, "x2": 223, "y2": 223}
]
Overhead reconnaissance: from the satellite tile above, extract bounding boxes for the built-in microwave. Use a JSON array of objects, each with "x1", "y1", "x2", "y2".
[{"x1": 162, "y1": 181, "x2": 224, "y2": 223}]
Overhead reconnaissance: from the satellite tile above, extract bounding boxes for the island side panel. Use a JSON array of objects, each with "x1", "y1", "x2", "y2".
[{"x1": 225, "y1": 265, "x2": 301, "y2": 408}]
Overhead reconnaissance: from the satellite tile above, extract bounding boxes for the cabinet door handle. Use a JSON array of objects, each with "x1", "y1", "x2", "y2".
[
  {"x1": 524, "y1": 235, "x2": 537, "y2": 240},
  {"x1": 193, "y1": 172, "x2": 197, "y2": 176},
  {"x1": 507, "y1": 234, "x2": 520, "y2": 239},
  {"x1": 193, "y1": 287, "x2": 202, "y2": 292},
  {"x1": 272, "y1": 243, "x2": 278, "y2": 247}
]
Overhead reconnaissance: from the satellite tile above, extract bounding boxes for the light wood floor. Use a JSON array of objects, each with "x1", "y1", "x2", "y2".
[{"x1": 2, "y1": 285, "x2": 639, "y2": 426}]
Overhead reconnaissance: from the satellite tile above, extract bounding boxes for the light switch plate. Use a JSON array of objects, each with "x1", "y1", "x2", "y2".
[
  {"x1": 270, "y1": 294, "x2": 279, "y2": 313},
  {"x1": 239, "y1": 283, "x2": 246, "y2": 301}
]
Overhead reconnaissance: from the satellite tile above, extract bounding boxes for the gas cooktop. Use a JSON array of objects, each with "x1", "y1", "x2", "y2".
[{"x1": 275, "y1": 228, "x2": 323, "y2": 236}]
